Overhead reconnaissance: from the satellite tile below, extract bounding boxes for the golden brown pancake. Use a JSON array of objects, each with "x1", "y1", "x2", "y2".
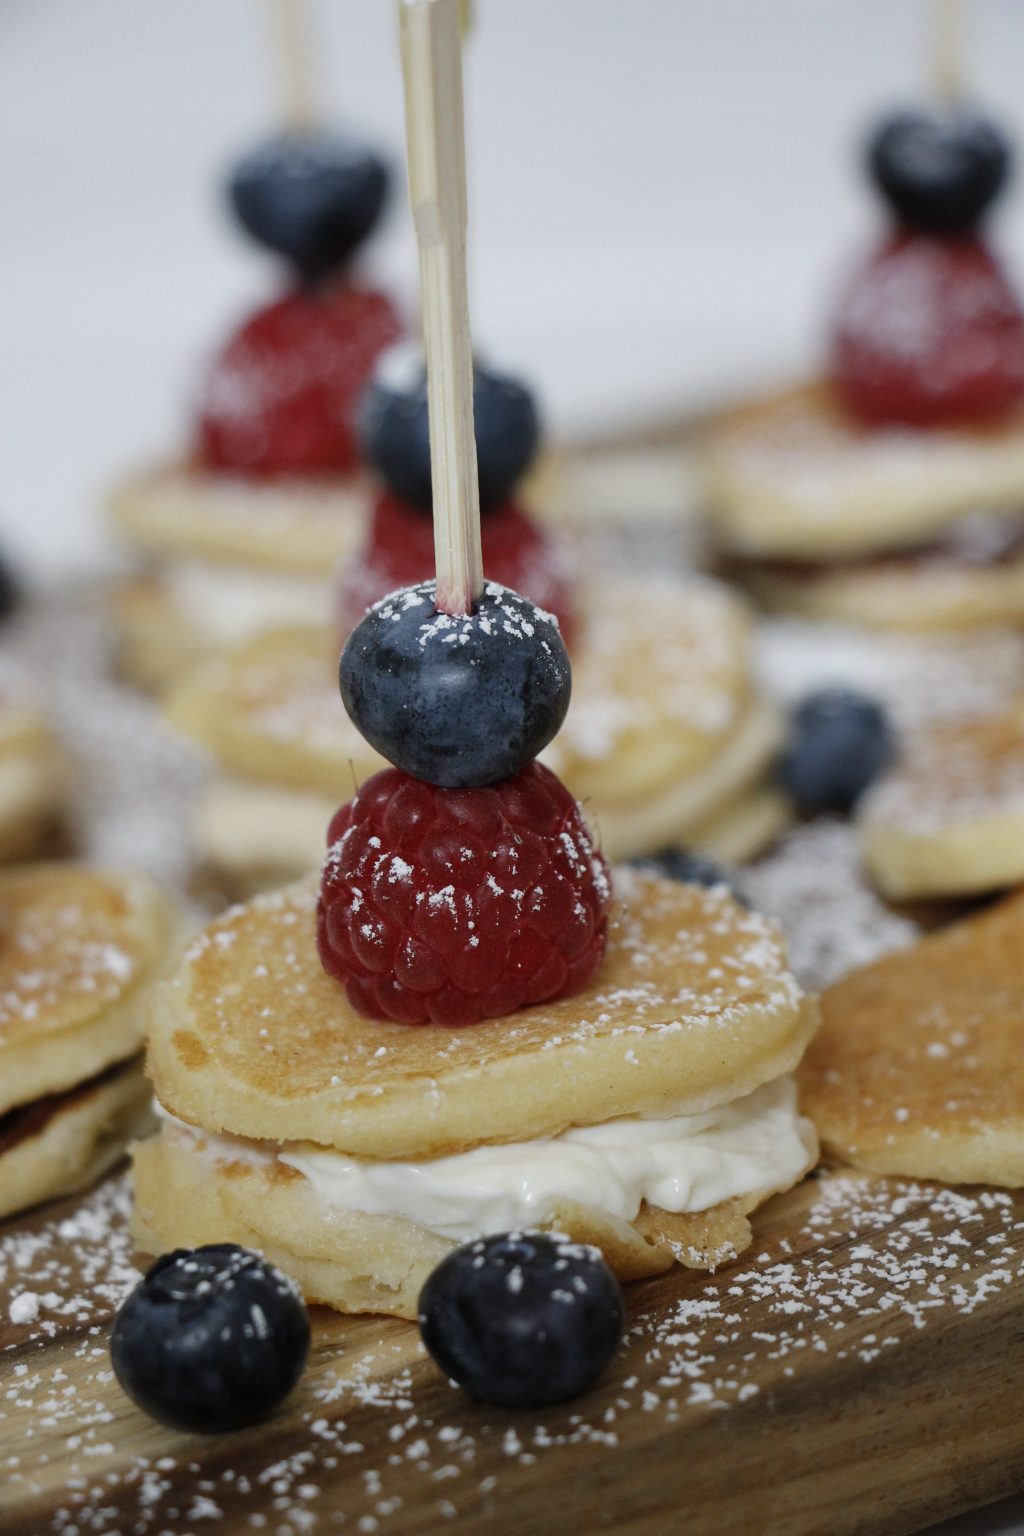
[
  {"x1": 133, "y1": 1121, "x2": 810, "y2": 1320},
  {"x1": 108, "y1": 460, "x2": 374, "y2": 691},
  {"x1": 109, "y1": 460, "x2": 372, "y2": 572},
  {"x1": 0, "y1": 864, "x2": 177, "y2": 1116},
  {"x1": 147, "y1": 869, "x2": 817, "y2": 1156},
  {"x1": 0, "y1": 707, "x2": 68, "y2": 861},
  {"x1": 861, "y1": 700, "x2": 1024, "y2": 900},
  {"x1": 0, "y1": 1058, "x2": 153, "y2": 1222},
  {"x1": 703, "y1": 381, "x2": 1024, "y2": 563},
  {"x1": 136, "y1": 868, "x2": 818, "y2": 1315},
  {"x1": 799, "y1": 892, "x2": 1024, "y2": 1186},
  {"x1": 0, "y1": 864, "x2": 178, "y2": 1219}
]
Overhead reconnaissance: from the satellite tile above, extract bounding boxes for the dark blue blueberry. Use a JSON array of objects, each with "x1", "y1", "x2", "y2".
[
  {"x1": 228, "y1": 132, "x2": 390, "y2": 282},
  {"x1": 418, "y1": 1231, "x2": 624, "y2": 1409},
  {"x1": 779, "y1": 687, "x2": 894, "y2": 817},
  {"x1": 110, "y1": 1244, "x2": 310, "y2": 1433},
  {"x1": 630, "y1": 847, "x2": 749, "y2": 906},
  {"x1": 0, "y1": 554, "x2": 20, "y2": 623},
  {"x1": 340, "y1": 579, "x2": 571, "y2": 787},
  {"x1": 357, "y1": 349, "x2": 540, "y2": 510},
  {"x1": 868, "y1": 107, "x2": 1010, "y2": 233}
]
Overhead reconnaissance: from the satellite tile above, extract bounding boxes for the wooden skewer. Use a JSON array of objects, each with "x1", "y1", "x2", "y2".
[
  {"x1": 400, "y1": 0, "x2": 483, "y2": 617},
  {"x1": 931, "y1": 0, "x2": 966, "y2": 104},
  {"x1": 272, "y1": 0, "x2": 317, "y2": 132}
]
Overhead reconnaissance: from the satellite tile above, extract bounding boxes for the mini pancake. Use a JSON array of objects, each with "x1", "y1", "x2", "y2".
[
  {"x1": 133, "y1": 1113, "x2": 812, "y2": 1320},
  {"x1": 799, "y1": 891, "x2": 1024, "y2": 1187},
  {"x1": 167, "y1": 576, "x2": 786, "y2": 887},
  {"x1": 0, "y1": 707, "x2": 68, "y2": 861},
  {"x1": 0, "y1": 865, "x2": 176, "y2": 1116},
  {"x1": 0, "y1": 1058, "x2": 153, "y2": 1222},
  {"x1": 703, "y1": 381, "x2": 1024, "y2": 563},
  {"x1": 861, "y1": 700, "x2": 1024, "y2": 900},
  {"x1": 108, "y1": 461, "x2": 372, "y2": 690},
  {"x1": 136, "y1": 868, "x2": 818, "y2": 1315},
  {"x1": 736, "y1": 546, "x2": 1024, "y2": 632},
  {"x1": 109, "y1": 461, "x2": 372, "y2": 572},
  {"x1": 0, "y1": 865, "x2": 177, "y2": 1218},
  {"x1": 145, "y1": 868, "x2": 816, "y2": 1154}
]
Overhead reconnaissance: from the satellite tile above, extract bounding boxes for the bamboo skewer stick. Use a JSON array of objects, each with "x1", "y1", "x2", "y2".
[
  {"x1": 931, "y1": 0, "x2": 966, "y2": 104},
  {"x1": 272, "y1": 0, "x2": 317, "y2": 131},
  {"x1": 400, "y1": 0, "x2": 483, "y2": 617}
]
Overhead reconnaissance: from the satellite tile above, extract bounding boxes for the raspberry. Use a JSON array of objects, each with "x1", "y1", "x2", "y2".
[
  {"x1": 830, "y1": 232, "x2": 1024, "y2": 427},
  {"x1": 196, "y1": 284, "x2": 402, "y2": 477},
  {"x1": 317, "y1": 762, "x2": 611, "y2": 1026},
  {"x1": 337, "y1": 494, "x2": 577, "y2": 644}
]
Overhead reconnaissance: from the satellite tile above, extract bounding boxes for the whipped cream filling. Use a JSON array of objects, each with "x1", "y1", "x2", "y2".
[
  {"x1": 163, "y1": 559, "x2": 334, "y2": 642},
  {"x1": 159, "y1": 1076, "x2": 815, "y2": 1244}
]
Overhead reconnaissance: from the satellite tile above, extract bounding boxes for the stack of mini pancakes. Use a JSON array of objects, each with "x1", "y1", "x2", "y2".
[
  {"x1": 164, "y1": 575, "x2": 791, "y2": 894},
  {"x1": 108, "y1": 469, "x2": 374, "y2": 693},
  {"x1": 703, "y1": 381, "x2": 1024, "y2": 631},
  {"x1": 0, "y1": 866, "x2": 175, "y2": 1222},
  {"x1": 133, "y1": 867, "x2": 819, "y2": 1317}
]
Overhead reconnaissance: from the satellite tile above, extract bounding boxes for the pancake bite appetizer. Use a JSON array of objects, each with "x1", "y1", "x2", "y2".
[
  {"x1": 0, "y1": 866, "x2": 176, "y2": 1222},
  {"x1": 131, "y1": 1, "x2": 818, "y2": 1329},
  {"x1": 163, "y1": 351, "x2": 787, "y2": 891},
  {"x1": 165, "y1": 402, "x2": 786, "y2": 891},
  {"x1": 704, "y1": 69, "x2": 1024, "y2": 629},
  {"x1": 109, "y1": 55, "x2": 402, "y2": 690}
]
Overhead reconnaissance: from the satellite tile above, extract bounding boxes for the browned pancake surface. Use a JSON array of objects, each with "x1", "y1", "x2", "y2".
[
  {"x1": 799, "y1": 892, "x2": 1024, "y2": 1184},
  {"x1": 149, "y1": 868, "x2": 814, "y2": 1158}
]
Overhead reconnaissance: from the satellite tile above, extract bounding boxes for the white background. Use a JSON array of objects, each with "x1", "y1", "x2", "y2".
[{"x1": 2, "y1": 0, "x2": 1024, "y2": 580}]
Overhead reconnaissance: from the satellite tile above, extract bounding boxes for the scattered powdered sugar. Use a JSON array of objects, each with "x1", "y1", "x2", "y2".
[
  {"x1": 0, "y1": 579, "x2": 210, "y2": 906},
  {"x1": 745, "y1": 820, "x2": 918, "y2": 990},
  {"x1": 2, "y1": 1171, "x2": 1021, "y2": 1533}
]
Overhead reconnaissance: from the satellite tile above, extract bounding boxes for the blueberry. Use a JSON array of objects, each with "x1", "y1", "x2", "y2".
[
  {"x1": 228, "y1": 131, "x2": 390, "y2": 282},
  {"x1": 0, "y1": 554, "x2": 20, "y2": 623},
  {"x1": 340, "y1": 579, "x2": 571, "y2": 787},
  {"x1": 779, "y1": 688, "x2": 894, "y2": 817},
  {"x1": 110, "y1": 1244, "x2": 310, "y2": 1433},
  {"x1": 358, "y1": 348, "x2": 540, "y2": 509},
  {"x1": 630, "y1": 847, "x2": 749, "y2": 906},
  {"x1": 868, "y1": 107, "x2": 1011, "y2": 233},
  {"x1": 418, "y1": 1231, "x2": 624, "y2": 1409}
]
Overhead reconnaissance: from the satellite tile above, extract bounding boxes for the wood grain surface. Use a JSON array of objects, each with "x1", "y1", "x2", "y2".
[{"x1": 2, "y1": 1164, "x2": 1023, "y2": 1536}]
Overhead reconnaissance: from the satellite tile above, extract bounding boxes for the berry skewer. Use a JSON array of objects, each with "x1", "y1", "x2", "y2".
[{"x1": 320, "y1": 0, "x2": 608, "y2": 1025}]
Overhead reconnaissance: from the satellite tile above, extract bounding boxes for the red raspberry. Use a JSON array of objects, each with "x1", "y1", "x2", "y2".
[
  {"x1": 830, "y1": 232, "x2": 1024, "y2": 427},
  {"x1": 196, "y1": 284, "x2": 402, "y2": 477},
  {"x1": 337, "y1": 493, "x2": 578, "y2": 645},
  {"x1": 317, "y1": 762, "x2": 611, "y2": 1026}
]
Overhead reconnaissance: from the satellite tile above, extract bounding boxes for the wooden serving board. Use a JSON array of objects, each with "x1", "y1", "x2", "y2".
[{"x1": 2, "y1": 1165, "x2": 1023, "y2": 1536}]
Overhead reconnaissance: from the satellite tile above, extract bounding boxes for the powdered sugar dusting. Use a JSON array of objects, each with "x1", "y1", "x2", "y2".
[{"x1": 2, "y1": 1172, "x2": 1022, "y2": 1533}]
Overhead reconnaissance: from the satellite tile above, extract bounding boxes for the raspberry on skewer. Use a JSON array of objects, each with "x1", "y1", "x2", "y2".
[
  {"x1": 317, "y1": 0, "x2": 609, "y2": 1026},
  {"x1": 339, "y1": 348, "x2": 578, "y2": 640}
]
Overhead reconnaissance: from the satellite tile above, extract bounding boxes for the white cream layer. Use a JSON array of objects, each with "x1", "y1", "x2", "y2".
[
  {"x1": 159, "y1": 1076, "x2": 814, "y2": 1244},
  {"x1": 163, "y1": 559, "x2": 334, "y2": 643}
]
